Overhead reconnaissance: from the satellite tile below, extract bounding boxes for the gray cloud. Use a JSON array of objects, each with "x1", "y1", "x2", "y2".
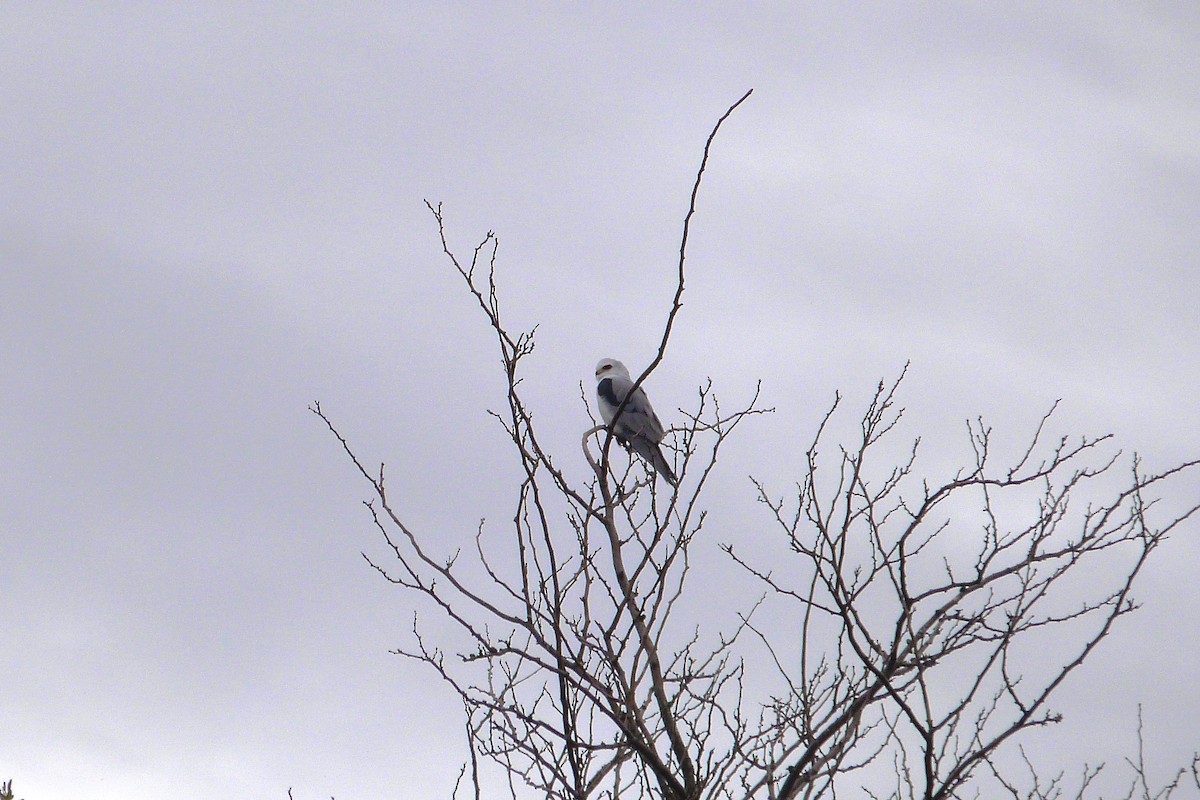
[{"x1": 3, "y1": 4, "x2": 1198, "y2": 798}]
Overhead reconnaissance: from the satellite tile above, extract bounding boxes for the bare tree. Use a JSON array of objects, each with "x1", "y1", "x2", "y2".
[{"x1": 313, "y1": 92, "x2": 1200, "y2": 800}]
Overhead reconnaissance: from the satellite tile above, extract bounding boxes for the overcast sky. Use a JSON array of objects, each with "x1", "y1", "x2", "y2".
[{"x1": 3, "y1": 4, "x2": 1199, "y2": 798}]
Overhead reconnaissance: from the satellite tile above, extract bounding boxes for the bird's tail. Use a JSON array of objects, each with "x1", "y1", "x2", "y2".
[
  {"x1": 635, "y1": 441, "x2": 677, "y2": 487},
  {"x1": 654, "y1": 448, "x2": 678, "y2": 487}
]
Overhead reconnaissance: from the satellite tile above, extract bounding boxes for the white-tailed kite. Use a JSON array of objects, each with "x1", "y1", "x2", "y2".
[{"x1": 594, "y1": 358, "x2": 678, "y2": 487}]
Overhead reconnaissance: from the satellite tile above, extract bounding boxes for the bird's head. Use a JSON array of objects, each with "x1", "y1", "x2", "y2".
[{"x1": 595, "y1": 358, "x2": 631, "y2": 381}]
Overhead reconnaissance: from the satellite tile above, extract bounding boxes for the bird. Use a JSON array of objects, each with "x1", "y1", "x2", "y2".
[{"x1": 594, "y1": 358, "x2": 678, "y2": 487}]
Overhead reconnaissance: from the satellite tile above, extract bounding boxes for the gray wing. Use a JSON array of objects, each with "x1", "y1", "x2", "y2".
[
  {"x1": 598, "y1": 374, "x2": 677, "y2": 486},
  {"x1": 608, "y1": 374, "x2": 665, "y2": 444}
]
